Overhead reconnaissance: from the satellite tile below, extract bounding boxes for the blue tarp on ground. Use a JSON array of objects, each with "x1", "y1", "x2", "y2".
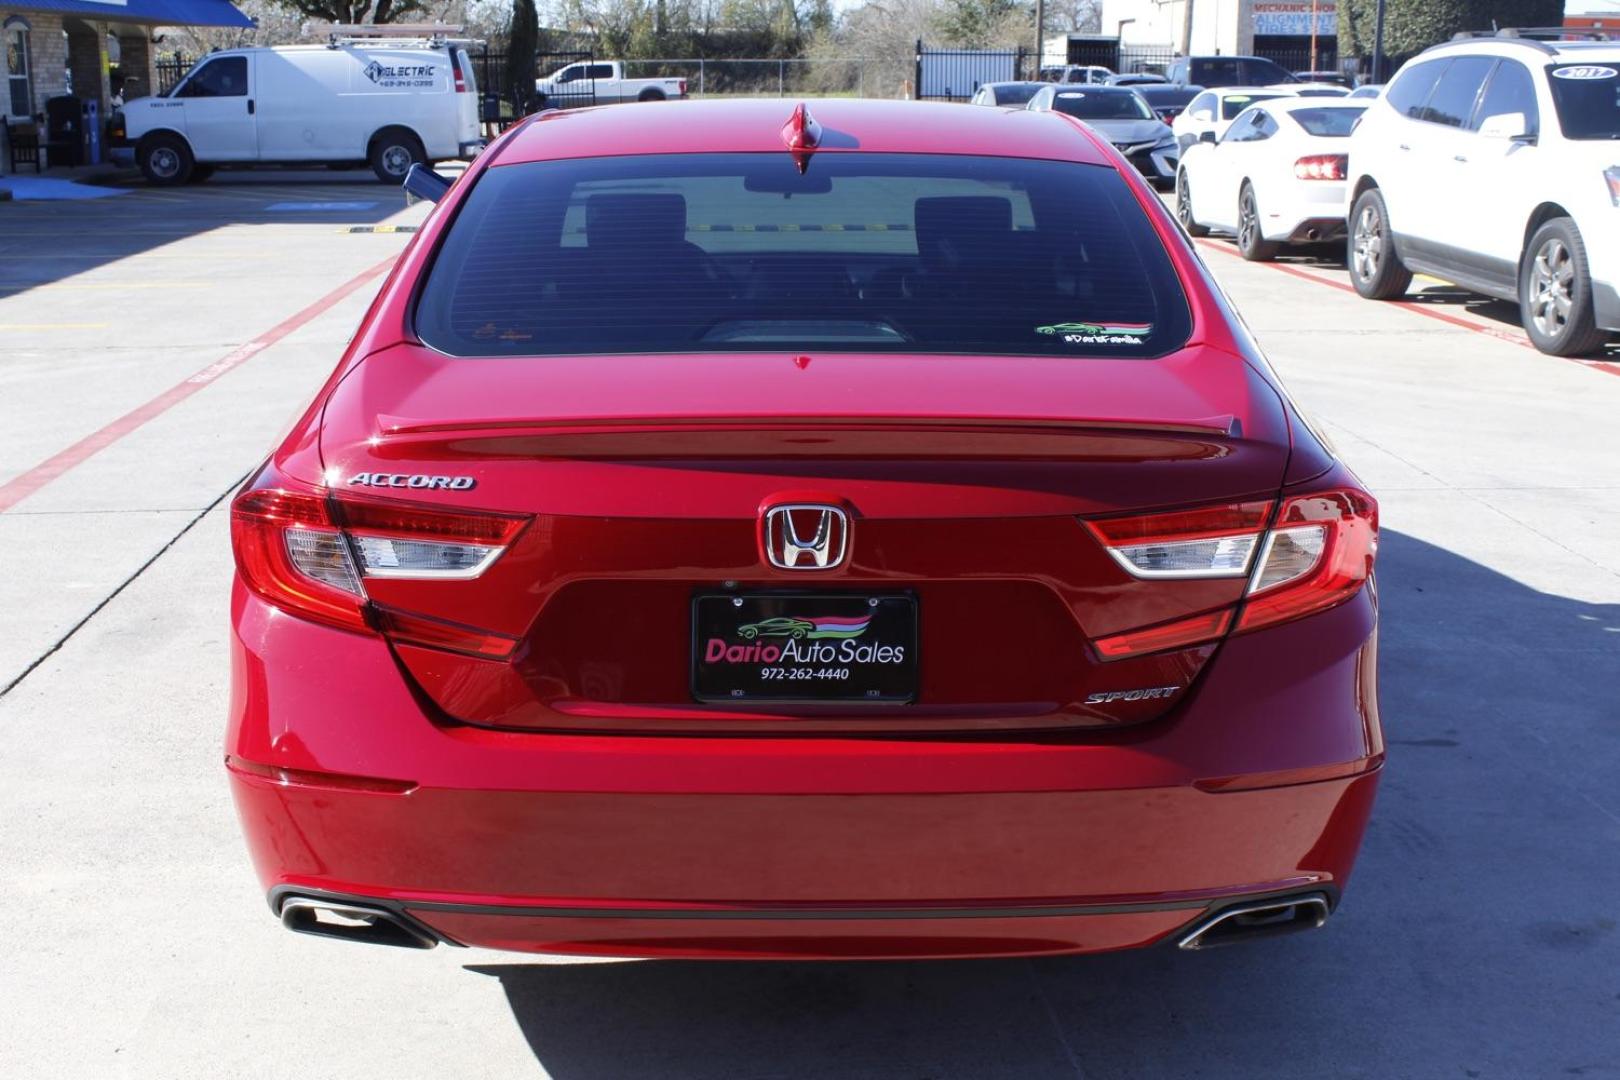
[{"x1": 7, "y1": 0, "x2": 252, "y2": 27}]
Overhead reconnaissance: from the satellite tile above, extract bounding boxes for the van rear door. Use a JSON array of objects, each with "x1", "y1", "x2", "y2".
[{"x1": 452, "y1": 46, "x2": 481, "y2": 149}]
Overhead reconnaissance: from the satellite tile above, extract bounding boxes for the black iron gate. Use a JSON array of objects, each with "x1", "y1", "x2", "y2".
[
  {"x1": 531, "y1": 51, "x2": 598, "y2": 109},
  {"x1": 914, "y1": 41, "x2": 1029, "y2": 101},
  {"x1": 471, "y1": 48, "x2": 596, "y2": 128}
]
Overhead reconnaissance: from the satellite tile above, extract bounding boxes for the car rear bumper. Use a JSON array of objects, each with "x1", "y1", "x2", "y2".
[{"x1": 226, "y1": 583, "x2": 1383, "y2": 959}]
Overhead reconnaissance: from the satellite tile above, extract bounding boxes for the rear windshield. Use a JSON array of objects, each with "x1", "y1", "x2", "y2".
[
  {"x1": 1546, "y1": 63, "x2": 1620, "y2": 139},
  {"x1": 1288, "y1": 106, "x2": 1365, "y2": 136},
  {"x1": 1051, "y1": 90, "x2": 1155, "y2": 120},
  {"x1": 992, "y1": 83, "x2": 1042, "y2": 105},
  {"x1": 1221, "y1": 93, "x2": 1283, "y2": 119},
  {"x1": 415, "y1": 153, "x2": 1191, "y2": 358}
]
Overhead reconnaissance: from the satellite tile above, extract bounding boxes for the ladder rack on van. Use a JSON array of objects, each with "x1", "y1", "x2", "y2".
[{"x1": 321, "y1": 23, "x2": 476, "y2": 48}]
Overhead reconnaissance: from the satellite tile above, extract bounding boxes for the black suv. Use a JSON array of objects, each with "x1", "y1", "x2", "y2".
[{"x1": 1166, "y1": 56, "x2": 1298, "y2": 88}]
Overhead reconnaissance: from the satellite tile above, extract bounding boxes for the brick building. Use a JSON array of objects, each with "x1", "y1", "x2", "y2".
[{"x1": 2, "y1": 0, "x2": 250, "y2": 172}]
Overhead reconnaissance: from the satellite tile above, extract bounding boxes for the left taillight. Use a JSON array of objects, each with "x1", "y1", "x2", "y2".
[
  {"x1": 1086, "y1": 488, "x2": 1377, "y2": 660},
  {"x1": 230, "y1": 463, "x2": 527, "y2": 657},
  {"x1": 450, "y1": 49, "x2": 468, "y2": 93}
]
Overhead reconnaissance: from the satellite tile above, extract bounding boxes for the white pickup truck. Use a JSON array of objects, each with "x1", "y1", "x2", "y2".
[{"x1": 534, "y1": 61, "x2": 687, "y2": 106}]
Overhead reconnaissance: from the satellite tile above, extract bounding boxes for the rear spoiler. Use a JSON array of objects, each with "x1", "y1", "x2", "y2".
[{"x1": 368, "y1": 414, "x2": 1245, "y2": 460}]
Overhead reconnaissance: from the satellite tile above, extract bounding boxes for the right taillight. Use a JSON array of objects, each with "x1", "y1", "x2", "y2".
[
  {"x1": 230, "y1": 462, "x2": 527, "y2": 657},
  {"x1": 1086, "y1": 487, "x2": 1377, "y2": 659},
  {"x1": 1236, "y1": 489, "x2": 1377, "y2": 634}
]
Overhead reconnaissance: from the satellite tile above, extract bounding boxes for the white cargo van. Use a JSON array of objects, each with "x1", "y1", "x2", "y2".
[{"x1": 118, "y1": 37, "x2": 483, "y2": 185}]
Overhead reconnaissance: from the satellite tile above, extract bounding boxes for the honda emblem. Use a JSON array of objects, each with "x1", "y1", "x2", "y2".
[{"x1": 762, "y1": 504, "x2": 848, "y2": 570}]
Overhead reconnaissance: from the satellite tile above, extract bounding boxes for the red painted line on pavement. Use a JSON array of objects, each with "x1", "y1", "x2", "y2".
[
  {"x1": 0, "y1": 256, "x2": 397, "y2": 514},
  {"x1": 1196, "y1": 238, "x2": 1620, "y2": 379}
]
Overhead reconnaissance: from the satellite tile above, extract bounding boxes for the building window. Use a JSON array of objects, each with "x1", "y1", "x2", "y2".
[{"x1": 4, "y1": 18, "x2": 33, "y2": 119}]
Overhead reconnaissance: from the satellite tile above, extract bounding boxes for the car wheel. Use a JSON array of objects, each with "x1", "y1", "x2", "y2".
[
  {"x1": 637, "y1": 88, "x2": 666, "y2": 102},
  {"x1": 739, "y1": 627, "x2": 757, "y2": 640},
  {"x1": 1236, "y1": 183, "x2": 1278, "y2": 262},
  {"x1": 1520, "y1": 218, "x2": 1610, "y2": 357},
  {"x1": 1347, "y1": 188, "x2": 1412, "y2": 300},
  {"x1": 1176, "y1": 171, "x2": 1209, "y2": 237},
  {"x1": 368, "y1": 130, "x2": 425, "y2": 184},
  {"x1": 137, "y1": 133, "x2": 192, "y2": 186},
  {"x1": 791, "y1": 628, "x2": 805, "y2": 639}
]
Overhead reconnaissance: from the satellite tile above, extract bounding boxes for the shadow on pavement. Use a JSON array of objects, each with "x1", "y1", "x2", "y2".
[
  {"x1": 468, "y1": 530, "x2": 1619, "y2": 1079},
  {"x1": 0, "y1": 169, "x2": 411, "y2": 301}
]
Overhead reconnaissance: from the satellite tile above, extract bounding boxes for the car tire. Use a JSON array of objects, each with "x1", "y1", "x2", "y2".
[
  {"x1": 637, "y1": 88, "x2": 666, "y2": 102},
  {"x1": 1176, "y1": 171, "x2": 1209, "y2": 237},
  {"x1": 1236, "y1": 183, "x2": 1278, "y2": 262},
  {"x1": 368, "y1": 129, "x2": 425, "y2": 184},
  {"x1": 1519, "y1": 217, "x2": 1610, "y2": 357},
  {"x1": 1348, "y1": 188, "x2": 1412, "y2": 300},
  {"x1": 137, "y1": 133, "x2": 193, "y2": 186}
]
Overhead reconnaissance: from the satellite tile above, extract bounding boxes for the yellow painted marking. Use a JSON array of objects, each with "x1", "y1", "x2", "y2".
[{"x1": 1414, "y1": 273, "x2": 1455, "y2": 286}]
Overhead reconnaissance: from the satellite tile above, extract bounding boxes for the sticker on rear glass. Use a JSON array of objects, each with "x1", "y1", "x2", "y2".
[
  {"x1": 1551, "y1": 65, "x2": 1617, "y2": 80},
  {"x1": 1037, "y1": 321, "x2": 1152, "y2": 345}
]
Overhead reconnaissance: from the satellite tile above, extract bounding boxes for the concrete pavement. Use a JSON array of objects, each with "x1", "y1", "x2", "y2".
[{"x1": 1, "y1": 187, "x2": 1617, "y2": 1079}]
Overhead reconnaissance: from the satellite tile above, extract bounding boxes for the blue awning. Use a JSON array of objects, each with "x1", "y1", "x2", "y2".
[{"x1": 7, "y1": 0, "x2": 253, "y2": 27}]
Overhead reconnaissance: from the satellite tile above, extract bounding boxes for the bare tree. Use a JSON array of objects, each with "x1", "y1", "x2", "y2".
[{"x1": 1043, "y1": 0, "x2": 1098, "y2": 34}]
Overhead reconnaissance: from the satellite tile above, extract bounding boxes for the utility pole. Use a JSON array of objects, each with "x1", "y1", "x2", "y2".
[
  {"x1": 1034, "y1": 0, "x2": 1045, "y2": 76},
  {"x1": 1372, "y1": 0, "x2": 1387, "y2": 82},
  {"x1": 1302, "y1": 0, "x2": 1315, "y2": 71},
  {"x1": 1181, "y1": 0, "x2": 1196, "y2": 56}
]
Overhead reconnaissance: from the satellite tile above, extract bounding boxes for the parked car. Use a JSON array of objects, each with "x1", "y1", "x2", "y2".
[
  {"x1": 117, "y1": 41, "x2": 483, "y2": 185},
  {"x1": 1106, "y1": 73, "x2": 1168, "y2": 86},
  {"x1": 1027, "y1": 84, "x2": 1179, "y2": 187},
  {"x1": 1172, "y1": 87, "x2": 1292, "y2": 150},
  {"x1": 534, "y1": 60, "x2": 687, "y2": 107},
  {"x1": 968, "y1": 81, "x2": 1047, "y2": 107},
  {"x1": 1284, "y1": 82, "x2": 1352, "y2": 98},
  {"x1": 1040, "y1": 64, "x2": 1114, "y2": 84},
  {"x1": 1294, "y1": 70, "x2": 1353, "y2": 87},
  {"x1": 1166, "y1": 55, "x2": 1299, "y2": 88},
  {"x1": 1135, "y1": 83, "x2": 1204, "y2": 123},
  {"x1": 228, "y1": 98, "x2": 1382, "y2": 962},
  {"x1": 1345, "y1": 32, "x2": 1620, "y2": 355},
  {"x1": 1347, "y1": 83, "x2": 1384, "y2": 99},
  {"x1": 1176, "y1": 99, "x2": 1367, "y2": 259}
]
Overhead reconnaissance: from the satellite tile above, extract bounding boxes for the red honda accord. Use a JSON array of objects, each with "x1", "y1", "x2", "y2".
[{"x1": 226, "y1": 99, "x2": 1382, "y2": 960}]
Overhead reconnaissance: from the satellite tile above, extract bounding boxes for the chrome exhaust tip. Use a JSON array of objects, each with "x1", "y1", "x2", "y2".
[
  {"x1": 1176, "y1": 893, "x2": 1331, "y2": 950},
  {"x1": 279, "y1": 896, "x2": 439, "y2": 950}
]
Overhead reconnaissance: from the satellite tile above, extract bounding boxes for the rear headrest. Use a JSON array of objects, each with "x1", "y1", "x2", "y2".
[
  {"x1": 586, "y1": 193, "x2": 689, "y2": 248},
  {"x1": 914, "y1": 196, "x2": 1014, "y2": 263}
]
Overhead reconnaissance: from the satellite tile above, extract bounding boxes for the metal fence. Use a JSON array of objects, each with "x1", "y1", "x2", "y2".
[
  {"x1": 154, "y1": 53, "x2": 191, "y2": 95},
  {"x1": 914, "y1": 42, "x2": 1031, "y2": 101},
  {"x1": 622, "y1": 57, "x2": 872, "y2": 98}
]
